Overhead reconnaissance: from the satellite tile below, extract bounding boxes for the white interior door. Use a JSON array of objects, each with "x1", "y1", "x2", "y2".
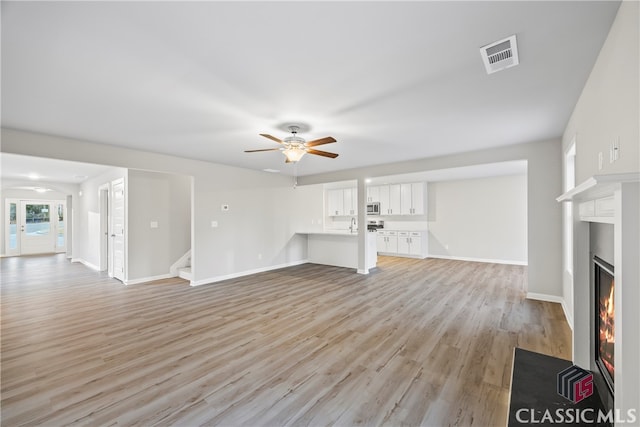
[
  {"x1": 111, "y1": 178, "x2": 126, "y2": 282},
  {"x1": 20, "y1": 200, "x2": 55, "y2": 255},
  {"x1": 99, "y1": 185, "x2": 109, "y2": 272},
  {"x1": 54, "y1": 201, "x2": 67, "y2": 253}
]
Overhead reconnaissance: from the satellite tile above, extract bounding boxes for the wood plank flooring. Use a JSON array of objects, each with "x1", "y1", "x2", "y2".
[{"x1": 1, "y1": 254, "x2": 571, "y2": 426}]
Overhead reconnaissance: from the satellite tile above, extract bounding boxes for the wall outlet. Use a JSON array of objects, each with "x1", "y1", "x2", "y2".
[
  {"x1": 221, "y1": 204, "x2": 229, "y2": 212},
  {"x1": 609, "y1": 145, "x2": 615, "y2": 164}
]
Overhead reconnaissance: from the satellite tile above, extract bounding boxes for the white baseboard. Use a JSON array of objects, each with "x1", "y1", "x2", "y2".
[
  {"x1": 526, "y1": 292, "x2": 564, "y2": 303},
  {"x1": 427, "y1": 254, "x2": 528, "y2": 266},
  {"x1": 71, "y1": 258, "x2": 100, "y2": 271},
  {"x1": 378, "y1": 252, "x2": 428, "y2": 259},
  {"x1": 561, "y1": 299, "x2": 574, "y2": 331},
  {"x1": 190, "y1": 259, "x2": 309, "y2": 287},
  {"x1": 125, "y1": 273, "x2": 176, "y2": 286}
]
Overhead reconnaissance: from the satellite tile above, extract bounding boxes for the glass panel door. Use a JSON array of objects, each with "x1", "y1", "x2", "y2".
[{"x1": 20, "y1": 201, "x2": 55, "y2": 255}]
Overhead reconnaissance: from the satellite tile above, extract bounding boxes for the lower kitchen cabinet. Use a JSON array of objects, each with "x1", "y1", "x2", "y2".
[
  {"x1": 377, "y1": 230, "x2": 427, "y2": 259},
  {"x1": 376, "y1": 231, "x2": 398, "y2": 254}
]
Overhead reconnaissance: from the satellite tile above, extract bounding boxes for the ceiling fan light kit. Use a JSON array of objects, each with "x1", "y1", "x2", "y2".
[
  {"x1": 245, "y1": 125, "x2": 338, "y2": 164},
  {"x1": 283, "y1": 146, "x2": 306, "y2": 163}
]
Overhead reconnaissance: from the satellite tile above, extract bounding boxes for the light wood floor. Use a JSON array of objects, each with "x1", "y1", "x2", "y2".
[{"x1": 1, "y1": 254, "x2": 571, "y2": 426}]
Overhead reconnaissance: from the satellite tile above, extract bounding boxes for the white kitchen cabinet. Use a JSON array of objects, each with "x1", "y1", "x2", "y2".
[
  {"x1": 400, "y1": 182, "x2": 425, "y2": 215},
  {"x1": 327, "y1": 188, "x2": 357, "y2": 216},
  {"x1": 378, "y1": 185, "x2": 390, "y2": 214},
  {"x1": 343, "y1": 188, "x2": 357, "y2": 216},
  {"x1": 378, "y1": 230, "x2": 427, "y2": 258},
  {"x1": 366, "y1": 186, "x2": 380, "y2": 203},
  {"x1": 397, "y1": 231, "x2": 410, "y2": 254},
  {"x1": 369, "y1": 182, "x2": 424, "y2": 216},
  {"x1": 389, "y1": 184, "x2": 401, "y2": 215},
  {"x1": 378, "y1": 184, "x2": 401, "y2": 215},
  {"x1": 398, "y1": 231, "x2": 424, "y2": 256},
  {"x1": 328, "y1": 189, "x2": 344, "y2": 216},
  {"x1": 376, "y1": 230, "x2": 398, "y2": 254}
]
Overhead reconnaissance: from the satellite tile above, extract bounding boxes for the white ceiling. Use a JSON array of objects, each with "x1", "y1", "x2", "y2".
[
  {"x1": 1, "y1": 1, "x2": 620, "y2": 178},
  {"x1": 0, "y1": 153, "x2": 113, "y2": 186}
]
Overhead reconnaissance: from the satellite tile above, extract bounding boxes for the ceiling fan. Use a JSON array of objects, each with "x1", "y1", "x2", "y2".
[{"x1": 245, "y1": 125, "x2": 338, "y2": 163}]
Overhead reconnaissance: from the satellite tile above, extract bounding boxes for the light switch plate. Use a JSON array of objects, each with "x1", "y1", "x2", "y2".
[
  {"x1": 211, "y1": 221, "x2": 218, "y2": 228},
  {"x1": 598, "y1": 152, "x2": 603, "y2": 170}
]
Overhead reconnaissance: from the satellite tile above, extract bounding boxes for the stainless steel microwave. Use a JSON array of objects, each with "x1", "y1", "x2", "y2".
[{"x1": 367, "y1": 202, "x2": 380, "y2": 215}]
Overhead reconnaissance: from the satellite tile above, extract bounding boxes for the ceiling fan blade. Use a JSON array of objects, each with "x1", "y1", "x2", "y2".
[
  {"x1": 260, "y1": 134, "x2": 283, "y2": 144},
  {"x1": 244, "y1": 148, "x2": 281, "y2": 153},
  {"x1": 307, "y1": 148, "x2": 339, "y2": 159},
  {"x1": 305, "y1": 136, "x2": 336, "y2": 147}
]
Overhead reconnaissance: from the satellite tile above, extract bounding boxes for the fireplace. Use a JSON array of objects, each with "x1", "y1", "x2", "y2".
[
  {"x1": 594, "y1": 256, "x2": 614, "y2": 395},
  {"x1": 558, "y1": 174, "x2": 638, "y2": 418}
]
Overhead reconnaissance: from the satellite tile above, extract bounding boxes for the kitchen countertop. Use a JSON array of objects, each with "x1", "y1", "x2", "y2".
[{"x1": 297, "y1": 230, "x2": 359, "y2": 236}]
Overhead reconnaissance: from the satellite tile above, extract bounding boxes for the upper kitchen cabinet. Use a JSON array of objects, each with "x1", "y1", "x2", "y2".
[
  {"x1": 378, "y1": 184, "x2": 401, "y2": 215},
  {"x1": 343, "y1": 188, "x2": 357, "y2": 216},
  {"x1": 327, "y1": 189, "x2": 344, "y2": 216},
  {"x1": 327, "y1": 188, "x2": 357, "y2": 216},
  {"x1": 366, "y1": 186, "x2": 380, "y2": 203},
  {"x1": 369, "y1": 182, "x2": 423, "y2": 216},
  {"x1": 400, "y1": 182, "x2": 425, "y2": 215}
]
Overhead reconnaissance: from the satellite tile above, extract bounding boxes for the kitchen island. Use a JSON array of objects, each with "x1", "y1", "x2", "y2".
[{"x1": 296, "y1": 231, "x2": 377, "y2": 272}]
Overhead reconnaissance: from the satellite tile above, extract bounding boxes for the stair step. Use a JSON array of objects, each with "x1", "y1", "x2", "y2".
[{"x1": 177, "y1": 266, "x2": 192, "y2": 281}]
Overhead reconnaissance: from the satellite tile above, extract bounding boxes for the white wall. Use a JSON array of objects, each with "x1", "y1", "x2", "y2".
[
  {"x1": 427, "y1": 174, "x2": 527, "y2": 264},
  {"x1": 128, "y1": 170, "x2": 191, "y2": 281},
  {"x1": 563, "y1": 0, "x2": 639, "y2": 184},
  {"x1": 191, "y1": 182, "x2": 324, "y2": 283},
  {"x1": 561, "y1": 0, "x2": 639, "y2": 331}
]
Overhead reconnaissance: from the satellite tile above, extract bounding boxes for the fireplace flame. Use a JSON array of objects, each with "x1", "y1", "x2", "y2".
[{"x1": 606, "y1": 280, "x2": 614, "y2": 316}]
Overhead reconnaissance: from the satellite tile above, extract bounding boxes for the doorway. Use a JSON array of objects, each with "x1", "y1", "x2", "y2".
[
  {"x1": 4, "y1": 199, "x2": 67, "y2": 256},
  {"x1": 98, "y1": 179, "x2": 125, "y2": 283}
]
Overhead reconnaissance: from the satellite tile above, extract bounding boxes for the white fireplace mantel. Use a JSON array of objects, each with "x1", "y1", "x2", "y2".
[
  {"x1": 557, "y1": 172, "x2": 639, "y2": 419},
  {"x1": 557, "y1": 172, "x2": 640, "y2": 202}
]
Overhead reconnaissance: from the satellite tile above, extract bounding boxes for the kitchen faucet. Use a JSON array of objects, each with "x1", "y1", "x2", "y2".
[{"x1": 350, "y1": 217, "x2": 357, "y2": 233}]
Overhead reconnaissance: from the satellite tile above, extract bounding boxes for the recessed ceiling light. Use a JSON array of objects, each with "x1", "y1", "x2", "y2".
[
  {"x1": 263, "y1": 169, "x2": 280, "y2": 173},
  {"x1": 365, "y1": 178, "x2": 372, "y2": 183},
  {"x1": 33, "y1": 187, "x2": 50, "y2": 193},
  {"x1": 27, "y1": 173, "x2": 39, "y2": 180}
]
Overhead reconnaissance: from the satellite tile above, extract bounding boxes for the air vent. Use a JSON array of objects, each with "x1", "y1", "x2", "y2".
[{"x1": 480, "y1": 35, "x2": 519, "y2": 74}]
